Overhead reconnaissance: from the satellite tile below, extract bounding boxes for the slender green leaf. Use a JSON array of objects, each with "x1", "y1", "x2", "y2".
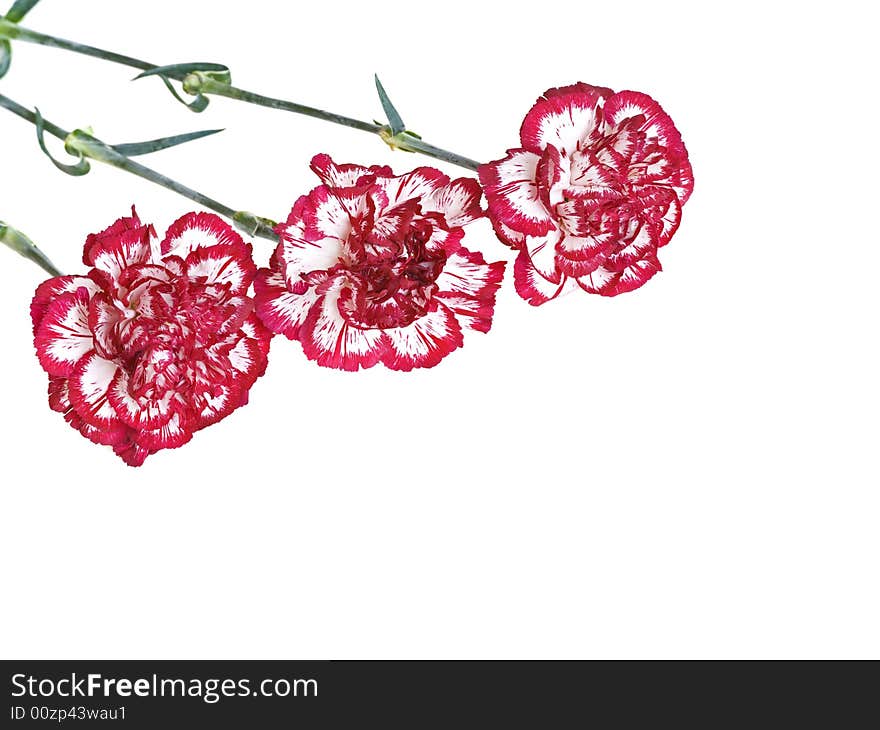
[
  {"x1": 5, "y1": 0, "x2": 41, "y2": 23},
  {"x1": 34, "y1": 108, "x2": 90, "y2": 175},
  {"x1": 0, "y1": 39, "x2": 10, "y2": 78},
  {"x1": 374, "y1": 75, "x2": 405, "y2": 136},
  {"x1": 112, "y1": 128, "x2": 224, "y2": 157}
]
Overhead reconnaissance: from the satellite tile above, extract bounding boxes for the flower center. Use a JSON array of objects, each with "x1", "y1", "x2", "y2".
[
  {"x1": 123, "y1": 282, "x2": 237, "y2": 404},
  {"x1": 344, "y1": 217, "x2": 446, "y2": 329}
]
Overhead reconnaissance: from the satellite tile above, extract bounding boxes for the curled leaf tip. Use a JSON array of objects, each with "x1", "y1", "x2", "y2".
[
  {"x1": 35, "y1": 108, "x2": 90, "y2": 176},
  {"x1": 135, "y1": 64, "x2": 229, "y2": 113}
]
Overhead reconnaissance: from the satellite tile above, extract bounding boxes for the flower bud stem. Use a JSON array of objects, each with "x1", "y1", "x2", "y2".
[
  {"x1": 0, "y1": 20, "x2": 484, "y2": 172},
  {"x1": 0, "y1": 92, "x2": 279, "y2": 244}
]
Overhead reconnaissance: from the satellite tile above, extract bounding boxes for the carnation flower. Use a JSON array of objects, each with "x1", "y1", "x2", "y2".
[
  {"x1": 31, "y1": 209, "x2": 271, "y2": 466},
  {"x1": 254, "y1": 154, "x2": 505, "y2": 371},
  {"x1": 479, "y1": 83, "x2": 693, "y2": 304}
]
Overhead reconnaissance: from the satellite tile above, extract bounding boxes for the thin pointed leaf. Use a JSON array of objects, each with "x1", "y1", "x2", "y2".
[
  {"x1": 159, "y1": 76, "x2": 209, "y2": 113},
  {"x1": 0, "y1": 40, "x2": 10, "y2": 78},
  {"x1": 34, "y1": 108, "x2": 90, "y2": 176},
  {"x1": 0, "y1": 220, "x2": 62, "y2": 277},
  {"x1": 375, "y1": 75, "x2": 405, "y2": 136},
  {"x1": 6, "y1": 0, "x2": 41, "y2": 23},
  {"x1": 112, "y1": 128, "x2": 224, "y2": 157},
  {"x1": 134, "y1": 62, "x2": 229, "y2": 82}
]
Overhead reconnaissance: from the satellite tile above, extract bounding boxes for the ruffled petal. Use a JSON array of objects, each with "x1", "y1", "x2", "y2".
[
  {"x1": 135, "y1": 412, "x2": 192, "y2": 451},
  {"x1": 161, "y1": 211, "x2": 243, "y2": 258},
  {"x1": 34, "y1": 288, "x2": 94, "y2": 377},
  {"x1": 82, "y1": 206, "x2": 144, "y2": 264},
  {"x1": 47, "y1": 376, "x2": 70, "y2": 414},
  {"x1": 254, "y1": 265, "x2": 319, "y2": 340},
  {"x1": 524, "y1": 228, "x2": 564, "y2": 283},
  {"x1": 228, "y1": 329, "x2": 270, "y2": 387},
  {"x1": 555, "y1": 234, "x2": 612, "y2": 277},
  {"x1": 290, "y1": 187, "x2": 354, "y2": 269},
  {"x1": 604, "y1": 220, "x2": 660, "y2": 272},
  {"x1": 381, "y1": 302, "x2": 464, "y2": 371},
  {"x1": 272, "y1": 198, "x2": 327, "y2": 292},
  {"x1": 490, "y1": 217, "x2": 526, "y2": 250},
  {"x1": 435, "y1": 248, "x2": 505, "y2": 333},
  {"x1": 83, "y1": 208, "x2": 155, "y2": 280},
  {"x1": 378, "y1": 166, "x2": 450, "y2": 209},
  {"x1": 479, "y1": 150, "x2": 555, "y2": 236},
  {"x1": 543, "y1": 82, "x2": 615, "y2": 101},
  {"x1": 113, "y1": 440, "x2": 153, "y2": 467},
  {"x1": 603, "y1": 90, "x2": 694, "y2": 203},
  {"x1": 183, "y1": 238, "x2": 256, "y2": 295},
  {"x1": 240, "y1": 314, "x2": 272, "y2": 360},
  {"x1": 577, "y1": 255, "x2": 661, "y2": 296},
  {"x1": 513, "y1": 248, "x2": 568, "y2": 306},
  {"x1": 79, "y1": 420, "x2": 131, "y2": 449},
  {"x1": 520, "y1": 86, "x2": 607, "y2": 156},
  {"x1": 87, "y1": 293, "x2": 123, "y2": 360},
  {"x1": 655, "y1": 195, "x2": 682, "y2": 247},
  {"x1": 535, "y1": 145, "x2": 567, "y2": 210},
  {"x1": 31, "y1": 275, "x2": 99, "y2": 334},
  {"x1": 423, "y1": 177, "x2": 484, "y2": 228},
  {"x1": 370, "y1": 199, "x2": 420, "y2": 249},
  {"x1": 556, "y1": 231, "x2": 614, "y2": 262},
  {"x1": 190, "y1": 383, "x2": 242, "y2": 431},
  {"x1": 67, "y1": 351, "x2": 120, "y2": 429},
  {"x1": 424, "y1": 225, "x2": 464, "y2": 257},
  {"x1": 55, "y1": 380, "x2": 130, "y2": 448},
  {"x1": 106, "y1": 368, "x2": 174, "y2": 430},
  {"x1": 298, "y1": 282, "x2": 387, "y2": 371},
  {"x1": 310, "y1": 153, "x2": 391, "y2": 189}
]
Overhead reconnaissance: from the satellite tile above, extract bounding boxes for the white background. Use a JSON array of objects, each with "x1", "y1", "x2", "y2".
[{"x1": 0, "y1": 1, "x2": 877, "y2": 659}]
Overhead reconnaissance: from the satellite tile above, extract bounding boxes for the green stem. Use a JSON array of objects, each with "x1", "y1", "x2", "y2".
[
  {"x1": 0, "y1": 18, "x2": 485, "y2": 172},
  {"x1": 0, "y1": 219, "x2": 62, "y2": 276},
  {"x1": 0, "y1": 17, "x2": 183, "y2": 77},
  {"x1": 0, "y1": 93, "x2": 279, "y2": 243},
  {"x1": 392, "y1": 136, "x2": 482, "y2": 172},
  {"x1": 197, "y1": 81, "x2": 382, "y2": 134},
  {"x1": 190, "y1": 78, "x2": 482, "y2": 171}
]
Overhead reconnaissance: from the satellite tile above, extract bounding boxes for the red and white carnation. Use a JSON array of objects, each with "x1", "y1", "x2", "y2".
[
  {"x1": 254, "y1": 154, "x2": 505, "y2": 371},
  {"x1": 31, "y1": 209, "x2": 272, "y2": 466},
  {"x1": 480, "y1": 83, "x2": 693, "y2": 304}
]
